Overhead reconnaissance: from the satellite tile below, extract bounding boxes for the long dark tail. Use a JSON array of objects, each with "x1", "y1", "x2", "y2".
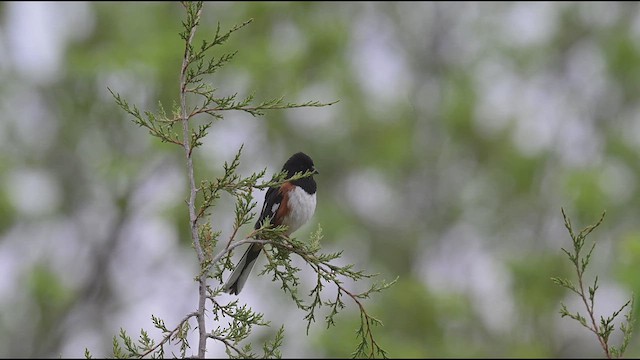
[{"x1": 223, "y1": 243, "x2": 262, "y2": 295}]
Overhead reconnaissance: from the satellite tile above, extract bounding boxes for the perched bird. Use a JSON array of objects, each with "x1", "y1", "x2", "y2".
[{"x1": 223, "y1": 152, "x2": 319, "y2": 295}]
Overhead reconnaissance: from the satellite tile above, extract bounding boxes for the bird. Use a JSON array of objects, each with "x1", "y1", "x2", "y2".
[{"x1": 223, "y1": 152, "x2": 319, "y2": 295}]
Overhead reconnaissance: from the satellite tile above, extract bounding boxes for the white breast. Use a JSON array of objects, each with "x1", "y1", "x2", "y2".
[{"x1": 282, "y1": 186, "x2": 316, "y2": 235}]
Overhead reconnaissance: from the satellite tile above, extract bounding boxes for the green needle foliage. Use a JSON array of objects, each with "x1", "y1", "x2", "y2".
[
  {"x1": 86, "y1": 1, "x2": 393, "y2": 358},
  {"x1": 552, "y1": 208, "x2": 635, "y2": 359}
]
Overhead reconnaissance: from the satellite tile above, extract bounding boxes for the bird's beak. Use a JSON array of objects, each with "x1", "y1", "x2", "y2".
[{"x1": 313, "y1": 168, "x2": 319, "y2": 175}]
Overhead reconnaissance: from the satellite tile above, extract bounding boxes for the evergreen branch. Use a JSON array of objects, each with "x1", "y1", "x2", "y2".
[
  {"x1": 611, "y1": 295, "x2": 636, "y2": 358},
  {"x1": 190, "y1": 97, "x2": 339, "y2": 118},
  {"x1": 177, "y1": 2, "x2": 210, "y2": 358},
  {"x1": 138, "y1": 312, "x2": 197, "y2": 359},
  {"x1": 108, "y1": 88, "x2": 183, "y2": 146},
  {"x1": 262, "y1": 325, "x2": 285, "y2": 359},
  {"x1": 206, "y1": 297, "x2": 270, "y2": 359},
  {"x1": 254, "y1": 228, "x2": 395, "y2": 358},
  {"x1": 554, "y1": 208, "x2": 635, "y2": 359},
  {"x1": 208, "y1": 334, "x2": 252, "y2": 359},
  {"x1": 210, "y1": 227, "x2": 395, "y2": 358}
]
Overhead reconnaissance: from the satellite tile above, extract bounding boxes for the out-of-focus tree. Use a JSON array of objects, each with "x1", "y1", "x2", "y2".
[{"x1": 0, "y1": 1, "x2": 638, "y2": 358}]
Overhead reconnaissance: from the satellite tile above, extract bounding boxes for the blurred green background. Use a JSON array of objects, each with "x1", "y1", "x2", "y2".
[{"x1": 1, "y1": 1, "x2": 639, "y2": 358}]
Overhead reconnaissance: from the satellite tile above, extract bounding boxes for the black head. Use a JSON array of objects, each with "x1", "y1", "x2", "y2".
[
  {"x1": 281, "y1": 152, "x2": 318, "y2": 194},
  {"x1": 282, "y1": 152, "x2": 319, "y2": 178}
]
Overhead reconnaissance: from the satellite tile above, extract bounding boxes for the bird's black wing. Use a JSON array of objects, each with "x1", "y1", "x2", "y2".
[{"x1": 254, "y1": 185, "x2": 284, "y2": 229}]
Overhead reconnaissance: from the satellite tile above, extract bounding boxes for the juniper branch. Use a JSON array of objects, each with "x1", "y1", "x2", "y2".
[
  {"x1": 253, "y1": 229, "x2": 396, "y2": 358},
  {"x1": 552, "y1": 208, "x2": 635, "y2": 359},
  {"x1": 138, "y1": 312, "x2": 197, "y2": 358}
]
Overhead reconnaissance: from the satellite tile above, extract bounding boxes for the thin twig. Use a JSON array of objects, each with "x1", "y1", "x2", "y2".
[
  {"x1": 305, "y1": 257, "x2": 381, "y2": 358},
  {"x1": 178, "y1": 2, "x2": 208, "y2": 358},
  {"x1": 207, "y1": 334, "x2": 248, "y2": 358},
  {"x1": 139, "y1": 312, "x2": 198, "y2": 358},
  {"x1": 575, "y1": 262, "x2": 610, "y2": 357},
  {"x1": 189, "y1": 100, "x2": 339, "y2": 118}
]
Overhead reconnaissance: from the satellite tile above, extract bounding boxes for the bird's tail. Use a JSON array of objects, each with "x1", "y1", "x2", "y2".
[{"x1": 222, "y1": 243, "x2": 262, "y2": 295}]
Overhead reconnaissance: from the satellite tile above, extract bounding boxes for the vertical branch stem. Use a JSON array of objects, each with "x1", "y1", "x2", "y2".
[
  {"x1": 576, "y1": 267, "x2": 610, "y2": 357},
  {"x1": 179, "y1": 3, "x2": 208, "y2": 358}
]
